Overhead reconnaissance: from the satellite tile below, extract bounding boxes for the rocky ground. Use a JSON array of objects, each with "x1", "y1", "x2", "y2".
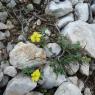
[{"x1": 0, "y1": 0, "x2": 95, "y2": 95}]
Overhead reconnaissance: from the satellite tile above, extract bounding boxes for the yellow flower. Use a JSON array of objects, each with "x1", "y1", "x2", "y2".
[
  {"x1": 30, "y1": 32, "x2": 42, "y2": 42},
  {"x1": 31, "y1": 69, "x2": 41, "y2": 82}
]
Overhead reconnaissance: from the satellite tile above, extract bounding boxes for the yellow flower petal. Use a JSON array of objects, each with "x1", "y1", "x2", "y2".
[
  {"x1": 36, "y1": 37, "x2": 41, "y2": 42},
  {"x1": 30, "y1": 32, "x2": 42, "y2": 43},
  {"x1": 30, "y1": 36, "x2": 35, "y2": 42},
  {"x1": 37, "y1": 34, "x2": 42, "y2": 37},
  {"x1": 31, "y1": 69, "x2": 41, "y2": 82},
  {"x1": 32, "y1": 76, "x2": 38, "y2": 82}
]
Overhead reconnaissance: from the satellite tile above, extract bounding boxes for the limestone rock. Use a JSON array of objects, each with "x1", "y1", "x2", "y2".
[
  {"x1": 1, "y1": 0, "x2": 11, "y2": 3},
  {"x1": 61, "y1": 20, "x2": 95, "y2": 58},
  {"x1": 69, "y1": 0, "x2": 78, "y2": 5},
  {"x1": 0, "y1": 61, "x2": 9, "y2": 70},
  {"x1": 54, "y1": 82, "x2": 82, "y2": 95},
  {"x1": 84, "y1": 88, "x2": 92, "y2": 95},
  {"x1": 68, "y1": 76, "x2": 78, "y2": 86},
  {"x1": 4, "y1": 30, "x2": 10, "y2": 37},
  {"x1": 0, "y1": 42, "x2": 5, "y2": 49},
  {"x1": 44, "y1": 43, "x2": 61, "y2": 57},
  {"x1": 0, "y1": 12, "x2": 8, "y2": 22},
  {"x1": 0, "y1": 31, "x2": 6, "y2": 40},
  {"x1": 75, "y1": 3, "x2": 89, "y2": 21},
  {"x1": 9, "y1": 42, "x2": 46, "y2": 69},
  {"x1": 68, "y1": 76, "x2": 84, "y2": 91},
  {"x1": 90, "y1": 62, "x2": 95, "y2": 71},
  {"x1": 40, "y1": 65, "x2": 66, "y2": 89},
  {"x1": 4, "y1": 75, "x2": 37, "y2": 95},
  {"x1": 0, "y1": 23, "x2": 8, "y2": 30},
  {"x1": 0, "y1": 75, "x2": 9, "y2": 88},
  {"x1": 33, "y1": 0, "x2": 41, "y2": 4},
  {"x1": 7, "y1": 42, "x2": 14, "y2": 53},
  {"x1": 0, "y1": 2, "x2": 4, "y2": 10},
  {"x1": 80, "y1": 63, "x2": 89, "y2": 76},
  {"x1": 7, "y1": 0, "x2": 16, "y2": 8},
  {"x1": 45, "y1": 0, "x2": 73, "y2": 18},
  {"x1": 0, "y1": 69, "x2": 3, "y2": 82},
  {"x1": 6, "y1": 20, "x2": 14, "y2": 29},
  {"x1": 4, "y1": 66, "x2": 17, "y2": 77},
  {"x1": 65, "y1": 62, "x2": 79, "y2": 75},
  {"x1": 26, "y1": 4, "x2": 34, "y2": 11},
  {"x1": 56, "y1": 13, "x2": 74, "y2": 29},
  {"x1": 77, "y1": 79, "x2": 84, "y2": 91}
]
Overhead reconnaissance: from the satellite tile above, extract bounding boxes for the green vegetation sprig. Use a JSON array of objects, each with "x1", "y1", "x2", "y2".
[{"x1": 49, "y1": 36, "x2": 91, "y2": 75}]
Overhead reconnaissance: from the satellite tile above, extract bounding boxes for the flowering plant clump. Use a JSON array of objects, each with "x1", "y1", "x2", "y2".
[
  {"x1": 30, "y1": 32, "x2": 42, "y2": 43},
  {"x1": 31, "y1": 69, "x2": 41, "y2": 82}
]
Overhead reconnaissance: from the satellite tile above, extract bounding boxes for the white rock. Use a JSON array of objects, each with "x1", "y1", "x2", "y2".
[
  {"x1": 44, "y1": 43, "x2": 61, "y2": 57},
  {"x1": 90, "y1": 62, "x2": 95, "y2": 71},
  {"x1": 33, "y1": 0, "x2": 41, "y2": 4},
  {"x1": 68, "y1": 76, "x2": 78, "y2": 86},
  {"x1": 7, "y1": 0, "x2": 16, "y2": 8},
  {"x1": 45, "y1": 0, "x2": 73, "y2": 18},
  {"x1": 44, "y1": 28, "x2": 51, "y2": 36},
  {"x1": 0, "y1": 41, "x2": 5, "y2": 49},
  {"x1": 53, "y1": 0, "x2": 60, "y2": 3},
  {"x1": 1, "y1": 0, "x2": 11, "y2": 3},
  {"x1": 54, "y1": 82, "x2": 82, "y2": 95},
  {"x1": 56, "y1": 13, "x2": 74, "y2": 29},
  {"x1": 75, "y1": 3, "x2": 89, "y2": 21},
  {"x1": 18, "y1": 35, "x2": 26, "y2": 41},
  {"x1": 7, "y1": 42, "x2": 14, "y2": 53},
  {"x1": 0, "y1": 61, "x2": 9, "y2": 70},
  {"x1": 0, "y1": 2, "x2": 3, "y2": 10},
  {"x1": 36, "y1": 19, "x2": 41, "y2": 26},
  {"x1": 40, "y1": 65, "x2": 66, "y2": 89},
  {"x1": 0, "y1": 69, "x2": 3, "y2": 82},
  {"x1": 77, "y1": 79, "x2": 84, "y2": 91},
  {"x1": 26, "y1": 4, "x2": 34, "y2": 11},
  {"x1": 84, "y1": 88, "x2": 92, "y2": 95},
  {"x1": 0, "y1": 75, "x2": 9, "y2": 88},
  {"x1": 61, "y1": 20, "x2": 95, "y2": 58},
  {"x1": 4, "y1": 66, "x2": 17, "y2": 77},
  {"x1": 4, "y1": 75, "x2": 37, "y2": 95},
  {"x1": 80, "y1": 63, "x2": 89, "y2": 76},
  {"x1": 56, "y1": 74, "x2": 67, "y2": 85},
  {"x1": 0, "y1": 31, "x2": 6, "y2": 40},
  {"x1": 68, "y1": 76, "x2": 84, "y2": 91},
  {"x1": 9, "y1": 42, "x2": 46, "y2": 69},
  {"x1": 0, "y1": 12, "x2": 8, "y2": 22},
  {"x1": 0, "y1": 23, "x2": 8, "y2": 30},
  {"x1": 69, "y1": 0, "x2": 78, "y2": 5},
  {"x1": 65, "y1": 62, "x2": 79, "y2": 75},
  {"x1": 5, "y1": 30, "x2": 10, "y2": 37},
  {"x1": 78, "y1": 0, "x2": 84, "y2": 2},
  {"x1": 6, "y1": 20, "x2": 14, "y2": 29}
]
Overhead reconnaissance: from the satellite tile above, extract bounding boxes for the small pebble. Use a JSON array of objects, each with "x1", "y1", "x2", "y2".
[
  {"x1": 36, "y1": 19, "x2": 41, "y2": 25},
  {"x1": 27, "y1": 4, "x2": 34, "y2": 11},
  {"x1": 33, "y1": 0, "x2": 41, "y2": 4},
  {"x1": 44, "y1": 28, "x2": 51, "y2": 36},
  {"x1": 7, "y1": 0, "x2": 16, "y2": 8},
  {"x1": 4, "y1": 66, "x2": 17, "y2": 77}
]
